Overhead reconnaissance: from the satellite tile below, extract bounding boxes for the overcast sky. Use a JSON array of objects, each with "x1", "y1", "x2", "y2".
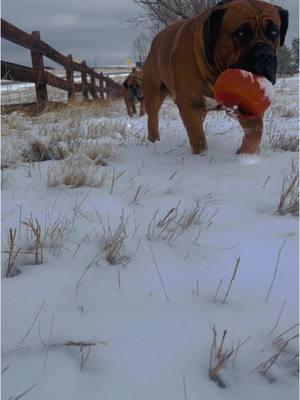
[{"x1": 1, "y1": 0, "x2": 299, "y2": 68}]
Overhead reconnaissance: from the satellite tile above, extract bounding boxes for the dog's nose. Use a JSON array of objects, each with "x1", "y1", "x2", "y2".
[
  {"x1": 254, "y1": 43, "x2": 274, "y2": 65},
  {"x1": 252, "y1": 43, "x2": 277, "y2": 84}
]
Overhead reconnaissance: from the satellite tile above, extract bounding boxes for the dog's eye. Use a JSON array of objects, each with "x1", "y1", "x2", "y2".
[
  {"x1": 237, "y1": 31, "x2": 245, "y2": 38},
  {"x1": 232, "y1": 28, "x2": 250, "y2": 40},
  {"x1": 265, "y1": 22, "x2": 280, "y2": 40},
  {"x1": 269, "y1": 29, "x2": 279, "y2": 37}
]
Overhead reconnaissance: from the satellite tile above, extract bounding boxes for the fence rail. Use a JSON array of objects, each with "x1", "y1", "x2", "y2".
[{"x1": 1, "y1": 19, "x2": 123, "y2": 110}]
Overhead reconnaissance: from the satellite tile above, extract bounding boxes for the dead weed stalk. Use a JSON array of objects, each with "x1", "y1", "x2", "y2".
[
  {"x1": 100, "y1": 213, "x2": 130, "y2": 265},
  {"x1": 147, "y1": 201, "x2": 214, "y2": 245},
  {"x1": 209, "y1": 327, "x2": 234, "y2": 388},
  {"x1": 276, "y1": 160, "x2": 299, "y2": 216},
  {"x1": 6, "y1": 228, "x2": 21, "y2": 277},
  {"x1": 22, "y1": 217, "x2": 43, "y2": 264}
]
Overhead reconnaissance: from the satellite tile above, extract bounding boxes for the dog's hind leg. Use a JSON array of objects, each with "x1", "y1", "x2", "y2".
[
  {"x1": 145, "y1": 85, "x2": 168, "y2": 142},
  {"x1": 178, "y1": 104, "x2": 207, "y2": 154}
]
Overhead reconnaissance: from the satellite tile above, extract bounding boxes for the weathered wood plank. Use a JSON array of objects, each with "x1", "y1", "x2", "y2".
[{"x1": 1, "y1": 61, "x2": 71, "y2": 91}]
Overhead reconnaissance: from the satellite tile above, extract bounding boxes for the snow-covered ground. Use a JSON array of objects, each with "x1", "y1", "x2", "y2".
[{"x1": 1, "y1": 76, "x2": 299, "y2": 400}]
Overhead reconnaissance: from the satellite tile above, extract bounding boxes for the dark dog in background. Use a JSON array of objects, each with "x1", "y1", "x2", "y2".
[
  {"x1": 123, "y1": 68, "x2": 145, "y2": 117},
  {"x1": 143, "y1": 0, "x2": 288, "y2": 154}
]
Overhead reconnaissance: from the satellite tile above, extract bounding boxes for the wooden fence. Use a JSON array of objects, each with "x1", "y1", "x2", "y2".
[{"x1": 1, "y1": 19, "x2": 123, "y2": 110}]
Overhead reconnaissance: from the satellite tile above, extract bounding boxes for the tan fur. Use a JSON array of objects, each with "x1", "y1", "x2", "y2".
[{"x1": 143, "y1": 0, "x2": 283, "y2": 154}]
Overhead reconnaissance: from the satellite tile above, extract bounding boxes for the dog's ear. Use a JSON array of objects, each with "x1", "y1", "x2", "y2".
[
  {"x1": 275, "y1": 6, "x2": 289, "y2": 46},
  {"x1": 123, "y1": 79, "x2": 129, "y2": 88},
  {"x1": 203, "y1": 8, "x2": 227, "y2": 64}
]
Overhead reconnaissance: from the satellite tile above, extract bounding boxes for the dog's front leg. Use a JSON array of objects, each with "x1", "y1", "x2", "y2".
[
  {"x1": 139, "y1": 99, "x2": 145, "y2": 117},
  {"x1": 132, "y1": 102, "x2": 137, "y2": 115},
  {"x1": 237, "y1": 115, "x2": 264, "y2": 154},
  {"x1": 178, "y1": 105, "x2": 207, "y2": 154},
  {"x1": 125, "y1": 98, "x2": 133, "y2": 117}
]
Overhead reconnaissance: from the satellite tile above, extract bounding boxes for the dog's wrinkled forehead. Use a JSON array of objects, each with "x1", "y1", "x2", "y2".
[
  {"x1": 127, "y1": 76, "x2": 141, "y2": 86},
  {"x1": 127, "y1": 71, "x2": 143, "y2": 85},
  {"x1": 221, "y1": 1, "x2": 281, "y2": 31}
]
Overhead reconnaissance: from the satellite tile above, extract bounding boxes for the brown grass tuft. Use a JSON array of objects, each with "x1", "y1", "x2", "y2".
[
  {"x1": 208, "y1": 327, "x2": 234, "y2": 388},
  {"x1": 276, "y1": 160, "x2": 299, "y2": 216}
]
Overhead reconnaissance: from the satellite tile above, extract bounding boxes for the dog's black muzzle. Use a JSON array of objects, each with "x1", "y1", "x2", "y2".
[
  {"x1": 232, "y1": 43, "x2": 277, "y2": 84},
  {"x1": 129, "y1": 85, "x2": 143, "y2": 103}
]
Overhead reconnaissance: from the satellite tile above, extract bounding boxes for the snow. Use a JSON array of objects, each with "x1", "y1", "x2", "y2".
[
  {"x1": 1, "y1": 76, "x2": 299, "y2": 400},
  {"x1": 257, "y1": 76, "x2": 275, "y2": 102},
  {"x1": 237, "y1": 69, "x2": 275, "y2": 101}
]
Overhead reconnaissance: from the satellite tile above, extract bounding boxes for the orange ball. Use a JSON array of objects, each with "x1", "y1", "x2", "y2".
[{"x1": 214, "y1": 69, "x2": 274, "y2": 116}]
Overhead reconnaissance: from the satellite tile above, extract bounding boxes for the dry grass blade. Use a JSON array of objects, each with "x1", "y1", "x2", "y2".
[
  {"x1": 147, "y1": 200, "x2": 215, "y2": 246},
  {"x1": 80, "y1": 345, "x2": 92, "y2": 370},
  {"x1": 265, "y1": 238, "x2": 288, "y2": 303},
  {"x1": 6, "y1": 228, "x2": 21, "y2": 277},
  {"x1": 12, "y1": 382, "x2": 39, "y2": 400},
  {"x1": 1, "y1": 365, "x2": 10, "y2": 375},
  {"x1": 269, "y1": 132, "x2": 299, "y2": 152},
  {"x1": 253, "y1": 340, "x2": 289, "y2": 378},
  {"x1": 101, "y1": 213, "x2": 130, "y2": 265},
  {"x1": 131, "y1": 184, "x2": 151, "y2": 204},
  {"x1": 222, "y1": 256, "x2": 240, "y2": 304},
  {"x1": 270, "y1": 300, "x2": 287, "y2": 334},
  {"x1": 1, "y1": 171, "x2": 12, "y2": 190},
  {"x1": 110, "y1": 167, "x2": 126, "y2": 195},
  {"x1": 182, "y1": 373, "x2": 188, "y2": 400},
  {"x1": 43, "y1": 216, "x2": 73, "y2": 255},
  {"x1": 75, "y1": 252, "x2": 101, "y2": 296},
  {"x1": 232, "y1": 336, "x2": 251, "y2": 367},
  {"x1": 63, "y1": 340, "x2": 106, "y2": 371},
  {"x1": 277, "y1": 160, "x2": 299, "y2": 216},
  {"x1": 213, "y1": 278, "x2": 223, "y2": 300},
  {"x1": 43, "y1": 315, "x2": 55, "y2": 373},
  {"x1": 273, "y1": 323, "x2": 299, "y2": 346},
  {"x1": 157, "y1": 206, "x2": 178, "y2": 228},
  {"x1": 63, "y1": 341, "x2": 100, "y2": 347},
  {"x1": 47, "y1": 157, "x2": 107, "y2": 188},
  {"x1": 22, "y1": 217, "x2": 43, "y2": 264},
  {"x1": 149, "y1": 244, "x2": 170, "y2": 303},
  {"x1": 208, "y1": 326, "x2": 234, "y2": 388},
  {"x1": 19, "y1": 299, "x2": 46, "y2": 344}
]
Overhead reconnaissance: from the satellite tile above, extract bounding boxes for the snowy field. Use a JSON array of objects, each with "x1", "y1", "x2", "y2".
[{"x1": 1, "y1": 76, "x2": 299, "y2": 399}]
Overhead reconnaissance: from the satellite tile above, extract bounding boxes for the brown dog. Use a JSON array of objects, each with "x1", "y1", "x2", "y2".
[
  {"x1": 123, "y1": 68, "x2": 145, "y2": 117},
  {"x1": 143, "y1": 0, "x2": 288, "y2": 154}
]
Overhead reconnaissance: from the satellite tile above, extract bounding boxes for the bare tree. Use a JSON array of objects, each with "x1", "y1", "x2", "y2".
[
  {"x1": 125, "y1": 0, "x2": 217, "y2": 33},
  {"x1": 133, "y1": 32, "x2": 150, "y2": 63}
]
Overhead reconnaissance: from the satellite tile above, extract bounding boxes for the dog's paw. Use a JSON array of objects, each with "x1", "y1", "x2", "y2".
[{"x1": 237, "y1": 153, "x2": 260, "y2": 165}]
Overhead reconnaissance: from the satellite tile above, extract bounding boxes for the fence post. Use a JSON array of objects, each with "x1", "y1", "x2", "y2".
[
  {"x1": 106, "y1": 78, "x2": 111, "y2": 99},
  {"x1": 81, "y1": 60, "x2": 89, "y2": 101},
  {"x1": 66, "y1": 54, "x2": 75, "y2": 101},
  {"x1": 30, "y1": 30, "x2": 47, "y2": 111},
  {"x1": 90, "y1": 69, "x2": 98, "y2": 100},
  {"x1": 99, "y1": 75, "x2": 104, "y2": 100}
]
